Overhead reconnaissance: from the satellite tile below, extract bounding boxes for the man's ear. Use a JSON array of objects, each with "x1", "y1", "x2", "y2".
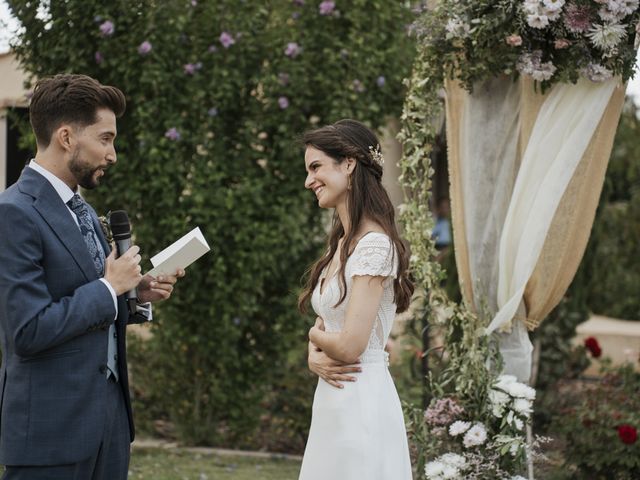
[{"x1": 54, "y1": 125, "x2": 75, "y2": 152}]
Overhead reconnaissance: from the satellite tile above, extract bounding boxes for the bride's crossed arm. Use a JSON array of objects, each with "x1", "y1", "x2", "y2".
[{"x1": 309, "y1": 274, "x2": 386, "y2": 366}]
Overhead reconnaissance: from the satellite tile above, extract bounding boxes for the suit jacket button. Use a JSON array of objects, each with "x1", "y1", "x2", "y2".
[{"x1": 99, "y1": 365, "x2": 108, "y2": 374}]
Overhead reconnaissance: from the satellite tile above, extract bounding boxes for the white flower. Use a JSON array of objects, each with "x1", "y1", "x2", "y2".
[
  {"x1": 523, "y1": 0, "x2": 542, "y2": 15},
  {"x1": 588, "y1": 22, "x2": 628, "y2": 50},
  {"x1": 440, "y1": 453, "x2": 467, "y2": 469},
  {"x1": 426, "y1": 453, "x2": 467, "y2": 479},
  {"x1": 514, "y1": 417, "x2": 525, "y2": 430},
  {"x1": 543, "y1": 7, "x2": 562, "y2": 20},
  {"x1": 617, "y1": 0, "x2": 639, "y2": 16},
  {"x1": 505, "y1": 381, "x2": 536, "y2": 400},
  {"x1": 527, "y1": 13, "x2": 550, "y2": 28},
  {"x1": 489, "y1": 389, "x2": 510, "y2": 406},
  {"x1": 445, "y1": 17, "x2": 470, "y2": 39},
  {"x1": 509, "y1": 442, "x2": 521, "y2": 456},
  {"x1": 441, "y1": 465, "x2": 461, "y2": 479},
  {"x1": 512, "y1": 475, "x2": 528, "y2": 480},
  {"x1": 581, "y1": 63, "x2": 614, "y2": 82},
  {"x1": 489, "y1": 389, "x2": 509, "y2": 417},
  {"x1": 449, "y1": 421, "x2": 472, "y2": 436},
  {"x1": 530, "y1": 61, "x2": 557, "y2": 81},
  {"x1": 598, "y1": 5, "x2": 628, "y2": 21},
  {"x1": 513, "y1": 398, "x2": 533, "y2": 417},
  {"x1": 543, "y1": 0, "x2": 565, "y2": 11},
  {"x1": 463, "y1": 423, "x2": 488, "y2": 447},
  {"x1": 425, "y1": 460, "x2": 446, "y2": 479}
]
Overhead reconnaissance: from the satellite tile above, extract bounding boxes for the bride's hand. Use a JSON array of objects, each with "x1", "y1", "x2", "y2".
[{"x1": 307, "y1": 341, "x2": 361, "y2": 389}]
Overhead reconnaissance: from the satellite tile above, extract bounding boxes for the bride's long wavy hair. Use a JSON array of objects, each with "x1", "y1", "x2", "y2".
[{"x1": 298, "y1": 119, "x2": 414, "y2": 314}]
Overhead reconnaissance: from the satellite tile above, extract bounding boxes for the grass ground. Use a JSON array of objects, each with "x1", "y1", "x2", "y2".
[{"x1": 129, "y1": 447, "x2": 301, "y2": 480}]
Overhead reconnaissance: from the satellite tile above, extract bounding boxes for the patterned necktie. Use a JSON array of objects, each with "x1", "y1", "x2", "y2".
[
  {"x1": 66, "y1": 194, "x2": 106, "y2": 276},
  {"x1": 67, "y1": 194, "x2": 118, "y2": 380}
]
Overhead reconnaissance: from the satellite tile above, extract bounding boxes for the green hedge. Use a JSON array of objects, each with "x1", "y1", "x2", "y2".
[
  {"x1": 584, "y1": 99, "x2": 640, "y2": 321},
  {"x1": 8, "y1": 0, "x2": 415, "y2": 447}
]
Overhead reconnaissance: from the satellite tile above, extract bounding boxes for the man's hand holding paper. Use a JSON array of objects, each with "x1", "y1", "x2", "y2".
[{"x1": 138, "y1": 269, "x2": 186, "y2": 303}]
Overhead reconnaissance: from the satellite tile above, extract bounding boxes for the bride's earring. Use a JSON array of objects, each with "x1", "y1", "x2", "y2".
[{"x1": 347, "y1": 174, "x2": 352, "y2": 190}]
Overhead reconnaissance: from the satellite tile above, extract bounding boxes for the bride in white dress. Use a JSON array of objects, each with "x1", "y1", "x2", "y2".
[{"x1": 297, "y1": 119, "x2": 414, "y2": 479}]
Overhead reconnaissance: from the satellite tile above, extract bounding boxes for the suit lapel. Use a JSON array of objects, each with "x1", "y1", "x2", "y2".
[{"x1": 18, "y1": 168, "x2": 99, "y2": 282}]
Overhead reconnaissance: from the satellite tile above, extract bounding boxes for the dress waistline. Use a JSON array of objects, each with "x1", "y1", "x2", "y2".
[{"x1": 359, "y1": 350, "x2": 389, "y2": 366}]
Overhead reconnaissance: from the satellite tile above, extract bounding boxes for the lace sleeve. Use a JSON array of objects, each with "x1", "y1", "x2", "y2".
[{"x1": 349, "y1": 234, "x2": 397, "y2": 279}]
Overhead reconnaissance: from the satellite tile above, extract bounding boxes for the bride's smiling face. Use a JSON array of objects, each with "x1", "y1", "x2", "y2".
[{"x1": 304, "y1": 146, "x2": 352, "y2": 209}]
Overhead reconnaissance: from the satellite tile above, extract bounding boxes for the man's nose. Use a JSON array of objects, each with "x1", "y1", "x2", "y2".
[{"x1": 107, "y1": 148, "x2": 117, "y2": 164}]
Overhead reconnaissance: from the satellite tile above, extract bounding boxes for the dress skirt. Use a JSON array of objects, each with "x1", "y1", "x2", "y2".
[{"x1": 299, "y1": 351, "x2": 412, "y2": 480}]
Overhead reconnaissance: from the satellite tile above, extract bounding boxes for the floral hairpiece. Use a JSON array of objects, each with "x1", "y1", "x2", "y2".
[{"x1": 368, "y1": 144, "x2": 384, "y2": 166}]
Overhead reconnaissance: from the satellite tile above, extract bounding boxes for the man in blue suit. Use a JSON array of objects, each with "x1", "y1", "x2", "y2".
[{"x1": 0, "y1": 74, "x2": 184, "y2": 479}]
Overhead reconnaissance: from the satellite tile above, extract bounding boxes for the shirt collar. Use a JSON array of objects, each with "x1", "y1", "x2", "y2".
[{"x1": 29, "y1": 159, "x2": 77, "y2": 205}]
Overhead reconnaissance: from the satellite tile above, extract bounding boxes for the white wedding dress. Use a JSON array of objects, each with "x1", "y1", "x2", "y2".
[{"x1": 299, "y1": 232, "x2": 412, "y2": 480}]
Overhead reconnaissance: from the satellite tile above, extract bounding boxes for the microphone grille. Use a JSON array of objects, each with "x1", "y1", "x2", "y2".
[{"x1": 109, "y1": 210, "x2": 131, "y2": 237}]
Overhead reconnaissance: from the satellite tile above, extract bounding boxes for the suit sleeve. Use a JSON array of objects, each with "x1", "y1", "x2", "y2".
[{"x1": 0, "y1": 203, "x2": 116, "y2": 356}]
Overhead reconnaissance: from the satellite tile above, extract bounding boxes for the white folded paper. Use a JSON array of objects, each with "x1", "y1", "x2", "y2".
[{"x1": 146, "y1": 226, "x2": 211, "y2": 277}]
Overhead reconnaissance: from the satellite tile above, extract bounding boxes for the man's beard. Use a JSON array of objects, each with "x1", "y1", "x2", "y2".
[{"x1": 69, "y1": 148, "x2": 102, "y2": 190}]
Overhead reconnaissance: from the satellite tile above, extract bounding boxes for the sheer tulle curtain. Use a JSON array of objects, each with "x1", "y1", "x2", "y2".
[{"x1": 445, "y1": 75, "x2": 626, "y2": 382}]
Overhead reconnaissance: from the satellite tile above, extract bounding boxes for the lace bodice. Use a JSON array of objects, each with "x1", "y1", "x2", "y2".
[{"x1": 311, "y1": 232, "x2": 399, "y2": 354}]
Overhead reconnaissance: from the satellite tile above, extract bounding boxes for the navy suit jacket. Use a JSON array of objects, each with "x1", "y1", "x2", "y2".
[{"x1": 0, "y1": 167, "x2": 145, "y2": 466}]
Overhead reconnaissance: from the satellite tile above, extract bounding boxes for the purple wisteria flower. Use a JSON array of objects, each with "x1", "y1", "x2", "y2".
[
  {"x1": 99, "y1": 20, "x2": 115, "y2": 36},
  {"x1": 285, "y1": 42, "x2": 302, "y2": 57},
  {"x1": 376, "y1": 75, "x2": 386, "y2": 87},
  {"x1": 352, "y1": 79, "x2": 365, "y2": 93},
  {"x1": 183, "y1": 62, "x2": 202, "y2": 75},
  {"x1": 191, "y1": 0, "x2": 198, "y2": 6},
  {"x1": 319, "y1": 0, "x2": 335, "y2": 15},
  {"x1": 138, "y1": 41, "x2": 152, "y2": 55},
  {"x1": 208, "y1": 107, "x2": 218, "y2": 117},
  {"x1": 165, "y1": 128, "x2": 181, "y2": 141},
  {"x1": 278, "y1": 96, "x2": 290, "y2": 109},
  {"x1": 208, "y1": 45, "x2": 218, "y2": 53},
  {"x1": 220, "y1": 32, "x2": 235, "y2": 49},
  {"x1": 292, "y1": 11, "x2": 301, "y2": 19},
  {"x1": 278, "y1": 72, "x2": 290, "y2": 86},
  {"x1": 293, "y1": 0, "x2": 305, "y2": 5},
  {"x1": 94, "y1": 51, "x2": 103, "y2": 64}
]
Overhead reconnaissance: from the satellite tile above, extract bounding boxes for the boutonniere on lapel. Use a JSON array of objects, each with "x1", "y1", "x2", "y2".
[{"x1": 98, "y1": 212, "x2": 114, "y2": 244}]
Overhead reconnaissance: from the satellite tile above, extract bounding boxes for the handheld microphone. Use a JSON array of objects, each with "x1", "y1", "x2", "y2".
[{"x1": 109, "y1": 210, "x2": 138, "y2": 315}]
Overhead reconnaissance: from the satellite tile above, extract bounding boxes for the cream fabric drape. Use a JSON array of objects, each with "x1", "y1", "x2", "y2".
[{"x1": 445, "y1": 75, "x2": 626, "y2": 381}]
